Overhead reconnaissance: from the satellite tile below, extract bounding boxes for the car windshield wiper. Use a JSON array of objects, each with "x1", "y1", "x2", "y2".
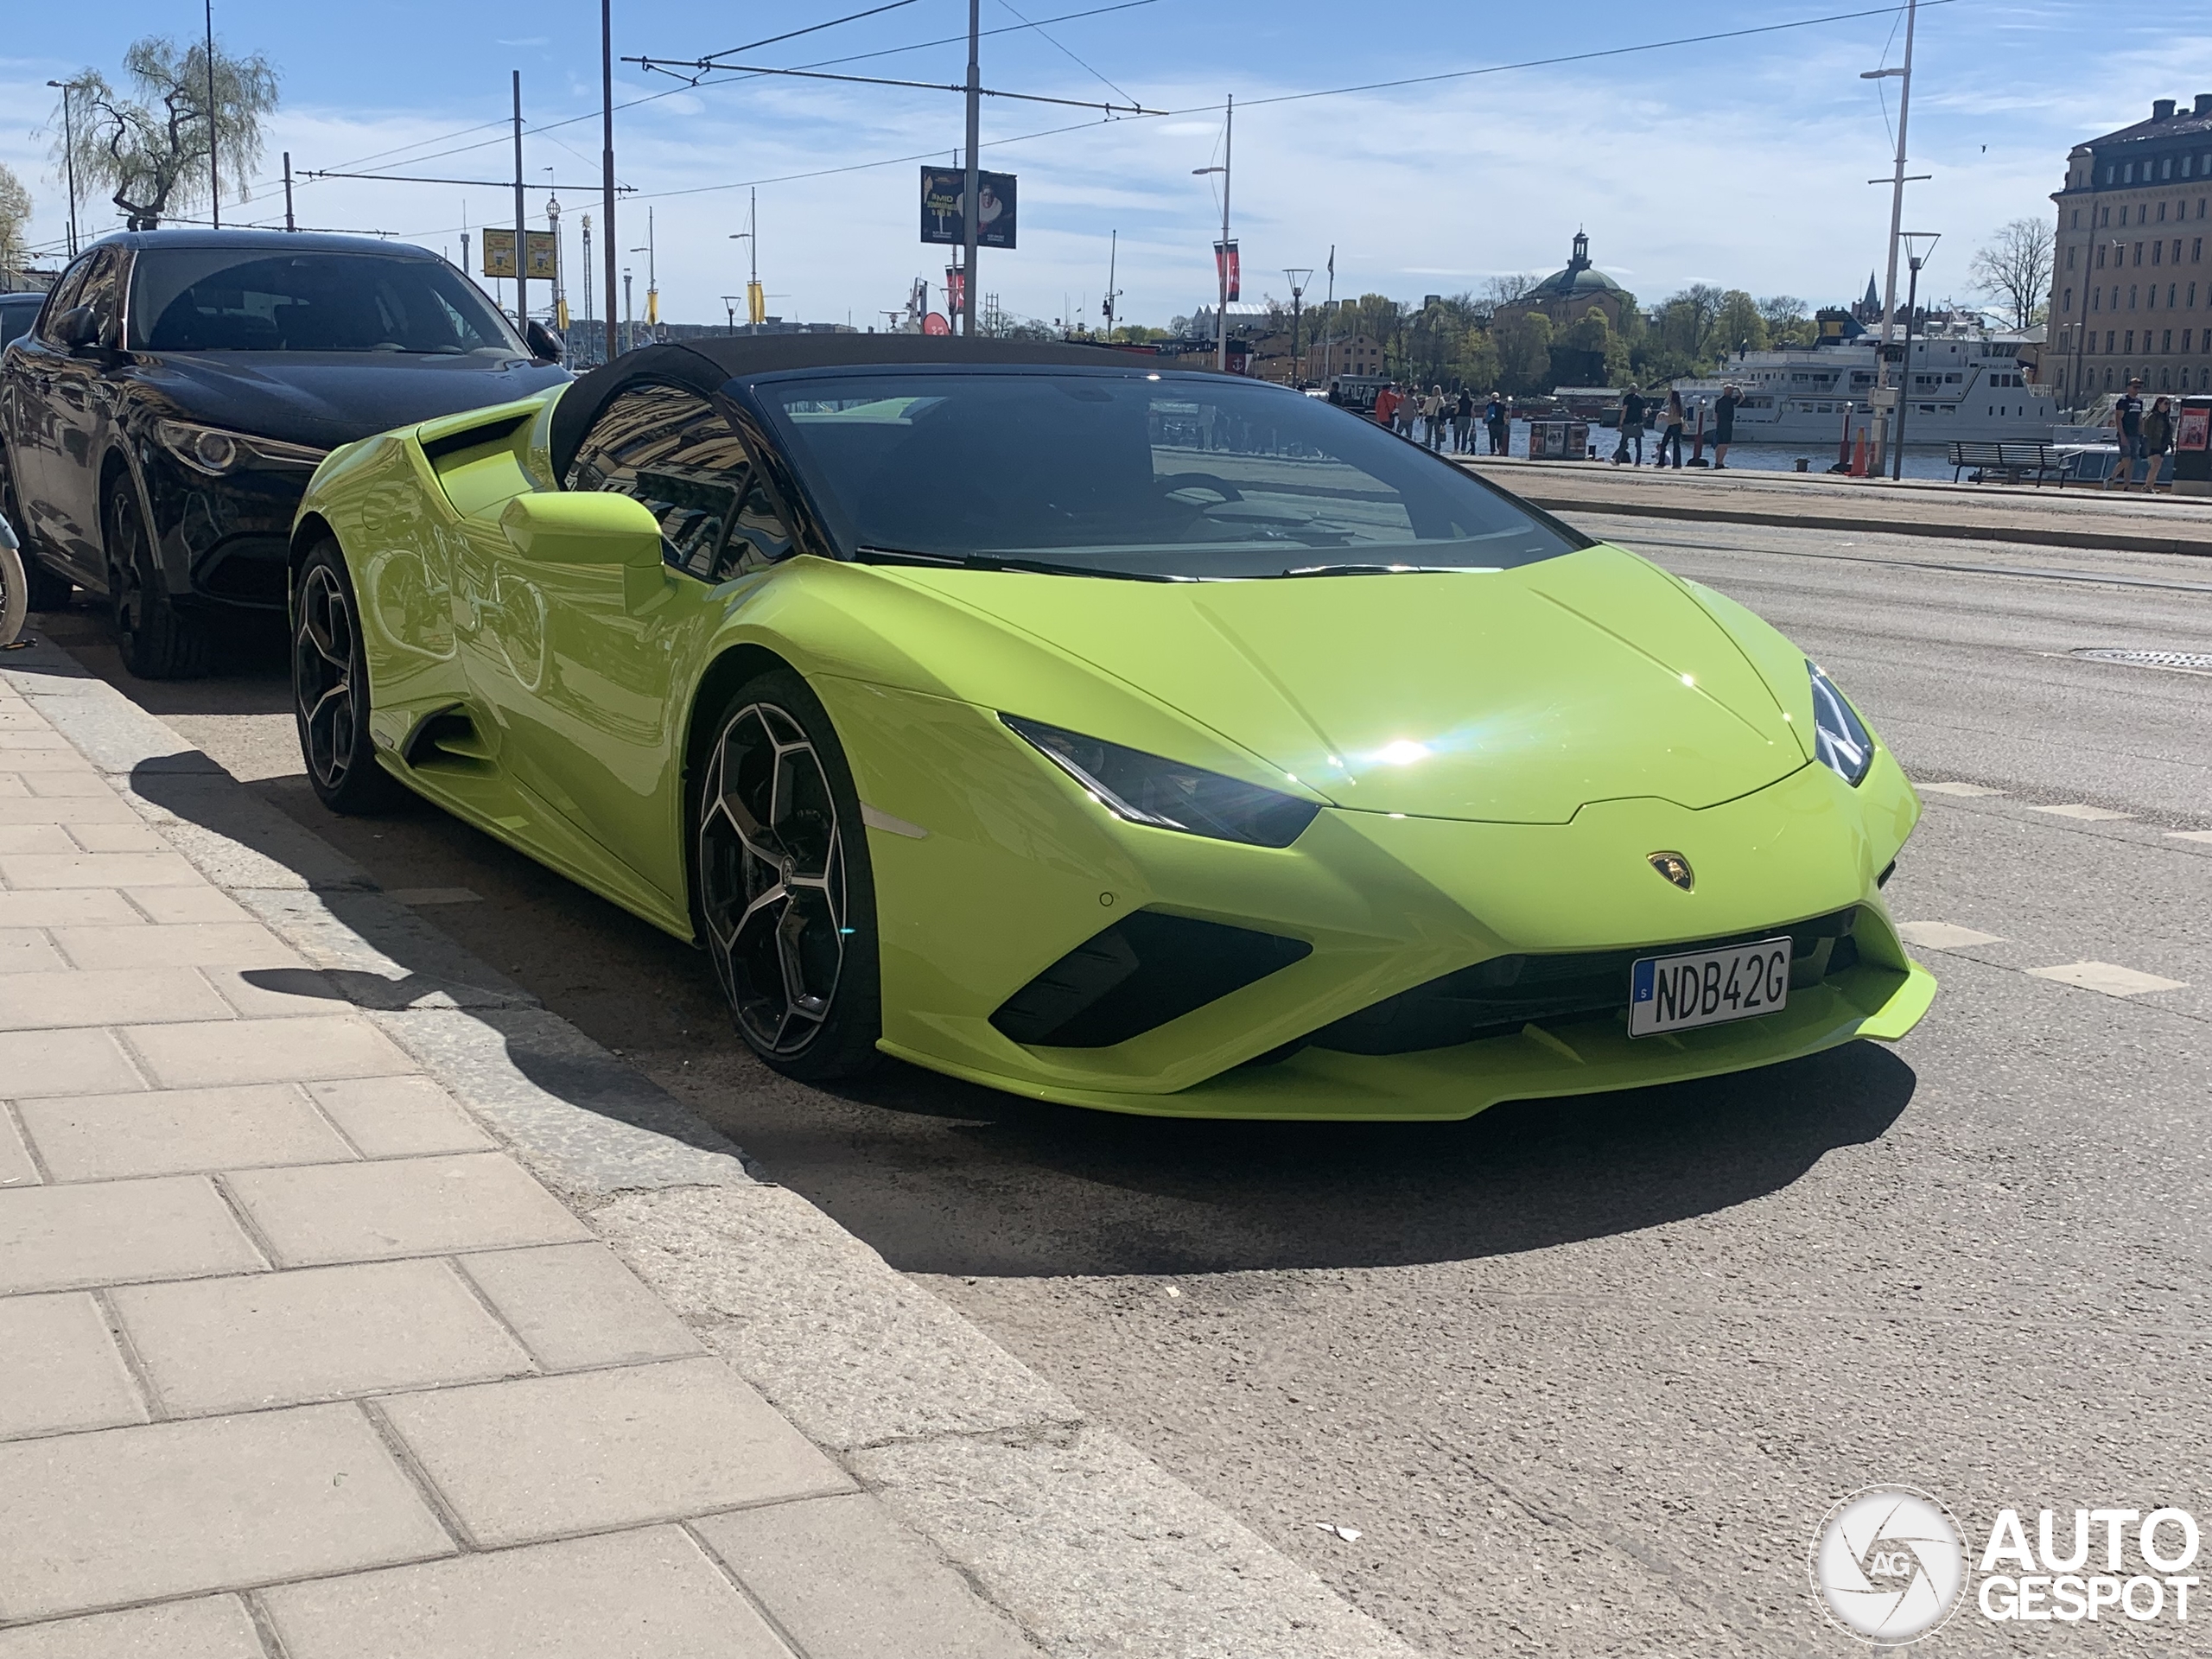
[
  {"x1": 1267, "y1": 563, "x2": 1500, "y2": 578},
  {"x1": 854, "y1": 545, "x2": 1184, "y2": 582}
]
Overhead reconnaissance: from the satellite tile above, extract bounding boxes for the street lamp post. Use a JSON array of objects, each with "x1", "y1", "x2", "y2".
[
  {"x1": 622, "y1": 268, "x2": 633, "y2": 354},
  {"x1": 1193, "y1": 94, "x2": 1232, "y2": 373},
  {"x1": 1284, "y1": 267, "x2": 1312, "y2": 387},
  {"x1": 205, "y1": 0, "x2": 219, "y2": 228},
  {"x1": 46, "y1": 82, "x2": 79, "y2": 258},
  {"x1": 581, "y1": 214, "x2": 594, "y2": 360},
  {"x1": 961, "y1": 0, "x2": 981, "y2": 338},
  {"x1": 1890, "y1": 232, "x2": 1939, "y2": 480}
]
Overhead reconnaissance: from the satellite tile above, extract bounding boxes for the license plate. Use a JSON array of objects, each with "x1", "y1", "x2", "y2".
[{"x1": 1629, "y1": 938, "x2": 1791, "y2": 1037}]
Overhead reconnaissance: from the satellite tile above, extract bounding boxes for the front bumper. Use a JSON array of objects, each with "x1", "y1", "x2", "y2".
[
  {"x1": 828, "y1": 678, "x2": 1930, "y2": 1120},
  {"x1": 138, "y1": 442, "x2": 308, "y2": 613}
]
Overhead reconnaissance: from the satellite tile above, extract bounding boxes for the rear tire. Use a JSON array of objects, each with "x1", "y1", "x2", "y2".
[
  {"x1": 696, "y1": 670, "x2": 883, "y2": 1082},
  {"x1": 107, "y1": 479, "x2": 208, "y2": 678},
  {"x1": 293, "y1": 539, "x2": 405, "y2": 815}
]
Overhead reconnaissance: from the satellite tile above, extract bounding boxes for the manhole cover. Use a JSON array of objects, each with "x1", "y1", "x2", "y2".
[{"x1": 2070, "y1": 649, "x2": 2212, "y2": 672}]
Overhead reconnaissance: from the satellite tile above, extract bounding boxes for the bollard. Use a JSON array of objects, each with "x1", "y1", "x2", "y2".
[{"x1": 1687, "y1": 407, "x2": 1709, "y2": 467}]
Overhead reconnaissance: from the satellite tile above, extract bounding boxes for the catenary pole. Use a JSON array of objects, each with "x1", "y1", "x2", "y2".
[
  {"x1": 961, "y1": 0, "x2": 981, "y2": 337},
  {"x1": 48, "y1": 83, "x2": 79, "y2": 257},
  {"x1": 602, "y1": 0, "x2": 620, "y2": 363},
  {"x1": 283, "y1": 152, "x2": 295, "y2": 231},
  {"x1": 1216, "y1": 95, "x2": 1233, "y2": 373},
  {"x1": 1870, "y1": 0, "x2": 1916, "y2": 463},
  {"x1": 512, "y1": 72, "x2": 528, "y2": 335}
]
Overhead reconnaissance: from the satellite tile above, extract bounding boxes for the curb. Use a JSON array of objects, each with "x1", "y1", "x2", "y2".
[{"x1": 1, "y1": 632, "x2": 1423, "y2": 1659}]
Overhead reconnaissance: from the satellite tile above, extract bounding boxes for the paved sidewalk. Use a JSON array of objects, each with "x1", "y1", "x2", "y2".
[{"x1": 0, "y1": 675, "x2": 1036, "y2": 1656}]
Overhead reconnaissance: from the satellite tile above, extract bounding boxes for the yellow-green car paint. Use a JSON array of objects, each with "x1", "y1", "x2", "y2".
[{"x1": 293, "y1": 385, "x2": 1934, "y2": 1121}]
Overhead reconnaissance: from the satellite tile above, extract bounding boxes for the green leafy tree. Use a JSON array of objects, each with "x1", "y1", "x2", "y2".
[
  {"x1": 1714, "y1": 289, "x2": 1766, "y2": 356},
  {"x1": 54, "y1": 37, "x2": 279, "y2": 230},
  {"x1": 1758, "y1": 295, "x2": 1814, "y2": 346},
  {"x1": 0, "y1": 164, "x2": 30, "y2": 284},
  {"x1": 1493, "y1": 311, "x2": 1554, "y2": 395}
]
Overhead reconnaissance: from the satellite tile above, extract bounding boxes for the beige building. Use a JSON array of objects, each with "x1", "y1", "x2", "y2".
[
  {"x1": 1496, "y1": 232, "x2": 1630, "y2": 333},
  {"x1": 2048, "y1": 92, "x2": 2212, "y2": 403},
  {"x1": 1245, "y1": 331, "x2": 1382, "y2": 386}
]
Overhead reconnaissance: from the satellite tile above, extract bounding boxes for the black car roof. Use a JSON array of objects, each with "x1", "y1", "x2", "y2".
[
  {"x1": 81, "y1": 228, "x2": 444, "y2": 260},
  {"x1": 547, "y1": 334, "x2": 1208, "y2": 488}
]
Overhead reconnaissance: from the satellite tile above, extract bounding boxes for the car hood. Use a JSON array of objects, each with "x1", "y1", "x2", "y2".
[
  {"x1": 902, "y1": 544, "x2": 1811, "y2": 823},
  {"x1": 128, "y1": 351, "x2": 571, "y2": 451}
]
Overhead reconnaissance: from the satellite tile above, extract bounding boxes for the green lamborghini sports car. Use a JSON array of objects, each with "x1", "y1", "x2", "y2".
[{"x1": 287, "y1": 335, "x2": 1934, "y2": 1119}]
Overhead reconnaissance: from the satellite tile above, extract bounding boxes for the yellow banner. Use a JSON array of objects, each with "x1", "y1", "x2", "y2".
[{"x1": 747, "y1": 281, "x2": 766, "y2": 326}]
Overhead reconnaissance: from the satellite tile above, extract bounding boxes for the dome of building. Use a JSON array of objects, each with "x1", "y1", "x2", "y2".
[{"x1": 1531, "y1": 231, "x2": 1624, "y2": 298}]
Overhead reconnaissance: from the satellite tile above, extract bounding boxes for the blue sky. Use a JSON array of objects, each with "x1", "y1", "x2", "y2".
[{"x1": 6, "y1": 2, "x2": 2209, "y2": 330}]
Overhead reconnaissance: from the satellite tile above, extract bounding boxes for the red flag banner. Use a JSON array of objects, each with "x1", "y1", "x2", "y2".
[
  {"x1": 1214, "y1": 240, "x2": 1241, "y2": 303},
  {"x1": 946, "y1": 266, "x2": 966, "y2": 320}
]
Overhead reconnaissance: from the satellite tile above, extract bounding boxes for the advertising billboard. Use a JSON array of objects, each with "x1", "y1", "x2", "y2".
[{"x1": 920, "y1": 168, "x2": 1017, "y2": 249}]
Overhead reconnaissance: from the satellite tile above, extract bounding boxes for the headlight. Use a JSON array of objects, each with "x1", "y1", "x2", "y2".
[
  {"x1": 154, "y1": 419, "x2": 327, "y2": 477},
  {"x1": 1002, "y1": 715, "x2": 1320, "y2": 848},
  {"x1": 1808, "y1": 661, "x2": 1872, "y2": 785}
]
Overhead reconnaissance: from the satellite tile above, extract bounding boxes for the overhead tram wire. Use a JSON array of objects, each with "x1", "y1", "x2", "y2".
[
  {"x1": 314, "y1": 0, "x2": 1161, "y2": 188},
  {"x1": 990, "y1": 0, "x2": 1137, "y2": 109},
  {"x1": 606, "y1": 0, "x2": 1953, "y2": 208}
]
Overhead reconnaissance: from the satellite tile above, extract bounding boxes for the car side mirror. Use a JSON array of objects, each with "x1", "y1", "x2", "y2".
[
  {"x1": 55, "y1": 306, "x2": 105, "y2": 353},
  {"x1": 524, "y1": 320, "x2": 564, "y2": 363},
  {"x1": 499, "y1": 491, "x2": 664, "y2": 568}
]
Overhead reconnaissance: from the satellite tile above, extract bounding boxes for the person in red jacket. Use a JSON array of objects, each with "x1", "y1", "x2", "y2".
[{"x1": 1371, "y1": 382, "x2": 1402, "y2": 429}]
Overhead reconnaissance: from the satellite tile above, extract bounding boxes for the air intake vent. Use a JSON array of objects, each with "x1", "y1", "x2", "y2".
[
  {"x1": 1309, "y1": 908, "x2": 1861, "y2": 1055},
  {"x1": 991, "y1": 912, "x2": 1311, "y2": 1049}
]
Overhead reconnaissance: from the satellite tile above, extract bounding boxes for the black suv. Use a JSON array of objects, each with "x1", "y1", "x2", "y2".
[{"x1": 0, "y1": 230, "x2": 570, "y2": 676}]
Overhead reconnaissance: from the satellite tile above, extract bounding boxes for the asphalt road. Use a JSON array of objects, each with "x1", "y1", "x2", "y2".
[{"x1": 27, "y1": 512, "x2": 2212, "y2": 1656}]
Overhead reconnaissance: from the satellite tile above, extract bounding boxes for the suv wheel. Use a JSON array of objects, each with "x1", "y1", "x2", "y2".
[{"x1": 107, "y1": 479, "x2": 208, "y2": 678}]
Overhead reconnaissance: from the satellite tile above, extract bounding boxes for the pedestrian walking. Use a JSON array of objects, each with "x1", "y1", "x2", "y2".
[
  {"x1": 1656, "y1": 390, "x2": 1686, "y2": 469},
  {"x1": 1612, "y1": 387, "x2": 1648, "y2": 466},
  {"x1": 1453, "y1": 388, "x2": 1474, "y2": 454},
  {"x1": 1423, "y1": 385, "x2": 1447, "y2": 451},
  {"x1": 1713, "y1": 383, "x2": 1742, "y2": 469},
  {"x1": 1484, "y1": 391, "x2": 1509, "y2": 455},
  {"x1": 2143, "y1": 394, "x2": 2174, "y2": 489},
  {"x1": 1372, "y1": 380, "x2": 1402, "y2": 432},
  {"x1": 2108, "y1": 379, "x2": 2149, "y2": 488}
]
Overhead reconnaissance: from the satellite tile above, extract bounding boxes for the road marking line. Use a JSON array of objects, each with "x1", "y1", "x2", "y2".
[
  {"x1": 1916, "y1": 782, "x2": 2006, "y2": 798},
  {"x1": 2025, "y1": 961, "x2": 2188, "y2": 997},
  {"x1": 1897, "y1": 921, "x2": 2005, "y2": 950},
  {"x1": 2166, "y1": 830, "x2": 2212, "y2": 844},
  {"x1": 2031, "y1": 804, "x2": 2134, "y2": 822},
  {"x1": 385, "y1": 887, "x2": 486, "y2": 906}
]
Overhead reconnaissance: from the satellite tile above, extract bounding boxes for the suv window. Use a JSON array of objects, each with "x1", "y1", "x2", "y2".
[
  {"x1": 568, "y1": 384, "x2": 791, "y2": 582},
  {"x1": 35, "y1": 255, "x2": 96, "y2": 346},
  {"x1": 130, "y1": 250, "x2": 519, "y2": 353},
  {"x1": 74, "y1": 249, "x2": 126, "y2": 348}
]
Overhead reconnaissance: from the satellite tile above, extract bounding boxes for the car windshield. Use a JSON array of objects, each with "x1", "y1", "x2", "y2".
[
  {"x1": 755, "y1": 369, "x2": 1586, "y2": 579},
  {"x1": 130, "y1": 251, "x2": 523, "y2": 355}
]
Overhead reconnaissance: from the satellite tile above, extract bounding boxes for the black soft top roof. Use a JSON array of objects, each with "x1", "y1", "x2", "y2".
[{"x1": 547, "y1": 334, "x2": 1203, "y2": 486}]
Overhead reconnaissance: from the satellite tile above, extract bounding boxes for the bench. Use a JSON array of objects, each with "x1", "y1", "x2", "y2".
[{"x1": 1948, "y1": 441, "x2": 2062, "y2": 486}]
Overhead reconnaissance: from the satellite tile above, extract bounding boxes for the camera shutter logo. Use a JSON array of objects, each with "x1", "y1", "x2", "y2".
[{"x1": 1810, "y1": 1486, "x2": 1967, "y2": 1643}]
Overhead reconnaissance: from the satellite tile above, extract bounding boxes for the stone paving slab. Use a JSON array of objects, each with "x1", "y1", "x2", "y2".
[
  {"x1": 0, "y1": 1596, "x2": 266, "y2": 1659},
  {"x1": 0, "y1": 1403, "x2": 455, "y2": 1620},
  {"x1": 224, "y1": 1151, "x2": 593, "y2": 1267},
  {"x1": 49, "y1": 921, "x2": 304, "y2": 970},
  {"x1": 378, "y1": 1358, "x2": 853, "y2": 1548},
  {"x1": 124, "y1": 1013, "x2": 414, "y2": 1090},
  {"x1": 0, "y1": 965, "x2": 235, "y2": 1031},
  {"x1": 303, "y1": 1075, "x2": 493, "y2": 1158},
  {"x1": 0, "y1": 1177, "x2": 264, "y2": 1295},
  {"x1": 0, "y1": 1293, "x2": 147, "y2": 1440},
  {"x1": 111, "y1": 1259, "x2": 536, "y2": 1415},
  {"x1": 15, "y1": 1084, "x2": 355, "y2": 1182},
  {"x1": 454, "y1": 1242, "x2": 702, "y2": 1371},
  {"x1": 260, "y1": 1529, "x2": 797, "y2": 1659}
]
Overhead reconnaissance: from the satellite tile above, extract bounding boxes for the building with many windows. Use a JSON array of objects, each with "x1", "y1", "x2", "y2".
[{"x1": 2048, "y1": 93, "x2": 2212, "y2": 404}]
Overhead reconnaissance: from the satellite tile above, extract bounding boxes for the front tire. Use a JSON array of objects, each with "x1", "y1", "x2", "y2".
[
  {"x1": 293, "y1": 540, "x2": 404, "y2": 814},
  {"x1": 696, "y1": 670, "x2": 882, "y2": 1081},
  {"x1": 107, "y1": 479, "x2": 208, "y2": 678}
]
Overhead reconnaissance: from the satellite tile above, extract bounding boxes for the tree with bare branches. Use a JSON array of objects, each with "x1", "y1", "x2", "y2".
[
  {"x1": 0, "y1": 165, "x2": 30, "y2": 284},
  {"x1": 1968, "y1": 219, "x2": 2053, "y2": 331},
  {"x1": 50, "y1": 37, "x2": 278, "y2": 232}
]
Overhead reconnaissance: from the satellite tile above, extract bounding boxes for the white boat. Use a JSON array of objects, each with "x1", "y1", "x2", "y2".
[{"x1": 1671, "y1": 319, "x2": 2061, "y2": 448}]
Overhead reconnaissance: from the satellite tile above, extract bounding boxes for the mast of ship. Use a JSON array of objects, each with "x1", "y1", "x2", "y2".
[{"x1": 1864, "y1": 0, "x2": 1924, "y2": 468}]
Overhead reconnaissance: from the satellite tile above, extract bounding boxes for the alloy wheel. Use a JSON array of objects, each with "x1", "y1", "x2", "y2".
[
  {"x1": 294, "y1": 562, "x2": 360, "y2": 792},
  {"x1": 697, "y1": 702, "x2": 849, "y2": 1056}
]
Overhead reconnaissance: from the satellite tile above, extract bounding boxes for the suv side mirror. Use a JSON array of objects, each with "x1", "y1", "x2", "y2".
[
  {"x1": 524, "y1": 320, "x2": 564, "y2": 364},
  {"x1": 499, "y1": 491, "x2": 664, "y2": 568},
  {"x1": 55, "y1": 306, "x2": 103, "y2": 352}
]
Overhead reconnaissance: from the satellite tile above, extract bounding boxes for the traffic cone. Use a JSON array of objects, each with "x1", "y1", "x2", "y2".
[{"x1": 1850, "y1": 428, "x2": 1870, "y2": 476}]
